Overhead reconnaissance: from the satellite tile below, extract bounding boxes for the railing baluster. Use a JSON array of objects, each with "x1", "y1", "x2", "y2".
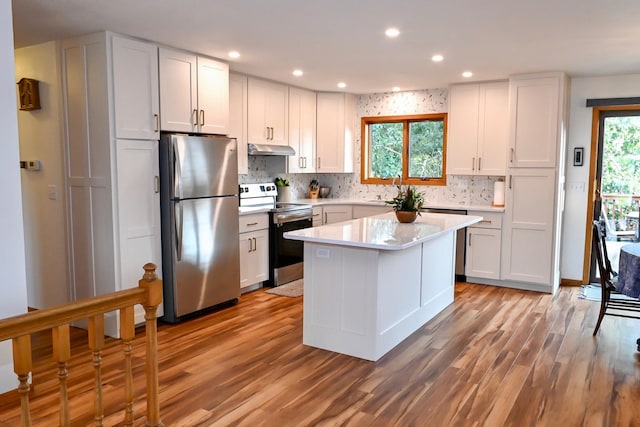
[
  {"x1": 119, "y1": 306, "x2": 135, "y2": 426},
  {"x1": 52, "y1": 325, "x2": 71, "y2": 426},
  {"x1": 139, "y1": 263, "x2": 162, "y2": 427},
  {"x1": 88, "y1": 315, "x2": 105, "y2": 427},
  {"x1": 12, "y1": 335, "x2": 32, "y2": 427}
]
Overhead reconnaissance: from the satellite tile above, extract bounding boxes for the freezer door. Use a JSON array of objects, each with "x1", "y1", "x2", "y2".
[
  {"x1": 171, "y1": 195, "x2": 240, "y2": 317},
  {"x1": 171, "y1": 134, "x2": 238, "y2": 199}
]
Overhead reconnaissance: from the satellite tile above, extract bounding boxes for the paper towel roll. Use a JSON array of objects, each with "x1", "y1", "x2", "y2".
[{"x1": 493, "y1": 179, "x2": 505, "y2": 207}]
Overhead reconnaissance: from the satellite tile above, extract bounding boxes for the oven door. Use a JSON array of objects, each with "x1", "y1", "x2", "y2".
[{"x1": 270, "y1": 216, "x2": 312, "y2": 286}]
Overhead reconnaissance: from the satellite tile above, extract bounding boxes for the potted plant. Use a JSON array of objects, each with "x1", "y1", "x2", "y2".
[{"x1": 385, "y1": 184, "x2": 425, "y2": 223}]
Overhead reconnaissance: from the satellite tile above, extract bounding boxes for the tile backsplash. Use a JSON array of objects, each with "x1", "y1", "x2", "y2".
[{"x1": 239, "y1": 88, "x2": 502, "y2": 206}]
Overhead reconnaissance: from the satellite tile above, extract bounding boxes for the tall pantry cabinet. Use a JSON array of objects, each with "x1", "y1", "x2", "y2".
[
  {"x1": 501, "y1": 73, "x2": 567, "y2": 293},
  {"x1": 61, "y1": 32, "x2": 162, "y2": 336}
]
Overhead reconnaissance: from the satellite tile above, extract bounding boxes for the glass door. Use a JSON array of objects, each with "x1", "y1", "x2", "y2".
[{"x1": 590, "y1": 110, "x2": 640, "y2": 282}]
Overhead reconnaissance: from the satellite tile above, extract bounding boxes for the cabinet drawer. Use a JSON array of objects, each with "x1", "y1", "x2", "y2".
[
  {"x1": 239, "y1": 213, "x2": 269, "y2": 232},
  {"x1": 468, "y1": 211, "x2": 502, "y2": 229}
]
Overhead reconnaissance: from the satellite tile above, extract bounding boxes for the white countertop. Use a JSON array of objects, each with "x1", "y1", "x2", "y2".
[
  {"x1": 284, "y1": 212, "x2": 482, "y2": 250},
  {"x1": 295, "y1": 198, "x2": 504, "y2": 213}
]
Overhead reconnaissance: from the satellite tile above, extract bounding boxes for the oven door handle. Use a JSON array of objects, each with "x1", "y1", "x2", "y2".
[{"x1": 274, "y1": 211, "x2": 313, "y2": 224}]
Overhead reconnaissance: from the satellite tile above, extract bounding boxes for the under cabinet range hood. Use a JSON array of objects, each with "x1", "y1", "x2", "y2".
[{"x1": 248, "y1": 143, "x2": 296, "y2": 156}]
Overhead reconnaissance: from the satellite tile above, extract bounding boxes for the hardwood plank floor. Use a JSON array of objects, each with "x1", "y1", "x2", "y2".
[{"x1": 0, "y1": 282, "x2": 639, "y2": 426}]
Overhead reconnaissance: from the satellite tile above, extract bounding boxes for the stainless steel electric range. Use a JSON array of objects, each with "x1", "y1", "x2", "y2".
[{"x1": 239, "y1": 183, "x2": 313, "y2": 286}]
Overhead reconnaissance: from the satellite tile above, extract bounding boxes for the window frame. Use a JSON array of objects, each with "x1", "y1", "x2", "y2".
[{"x1": 360, "y1": 113, "x2": 448, "y2": 186}]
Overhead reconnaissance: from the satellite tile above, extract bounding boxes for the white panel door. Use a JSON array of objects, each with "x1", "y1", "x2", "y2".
[
  {"x1": 508, "y1": 76, "x2": 560, "y2": 168},
  {"x1": 447, "y1": 84, "x2": 479, "y2": 175},
  {"x1": 501, "y1": 168, "x2": 556, "y2": 285},
  {"x1": 466, "y1": 228, "x2": 501, "y2": 279},
  {"x1": 158, "y1": 48, "x2": 197, "y2": 132},
  {"x1": 229, "y1": 73, "x2": 248, "y2": 174},
  {"x1": 115, "y1": 139, "x2": 163, "y2": 321},
  {"x1": 477, "y1": 82, "x2": 509, "y2": 176},
  {"x1": 197, "y1": 56, "x2": 229, "y2": 135},
  {"x1": 112, "y1": 36, "x2": 159, "y2": 140},
  {"x1": 288, "y1": 87, "x2": 316, "y2": 173}
]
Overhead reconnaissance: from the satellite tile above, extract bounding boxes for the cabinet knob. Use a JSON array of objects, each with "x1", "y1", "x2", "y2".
[
  {"x1": 193, "y1": 109, "x2": 198, "y2": 126},
  {"x1": 200, "y1": 110, "x2": 205, "y2": 127},
  {"x1": 153, "y1": 114, "x2": 159, "y2": 133}
]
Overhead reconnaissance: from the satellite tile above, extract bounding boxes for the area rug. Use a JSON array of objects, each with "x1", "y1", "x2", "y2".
[
  {"x1": 578, "y1": 284, "x2": 602, "y2": 301},
  {"x1": 578, "y1": 284, "x2": 637, "y2": 302},
  {"x1": 265, "y1": 279, "x2": 303, "y2": 297}
]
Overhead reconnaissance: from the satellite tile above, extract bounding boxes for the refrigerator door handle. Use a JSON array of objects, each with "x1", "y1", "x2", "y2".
[
  {"x1": 173, "y1": 141, "x2": 183, "y2": 199},
  {"x1": 175, "y1": 202, "x2": 183, "y2": 261}
]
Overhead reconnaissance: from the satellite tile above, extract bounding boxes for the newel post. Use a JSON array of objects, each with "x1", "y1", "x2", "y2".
[{"x1": 138, "y1": 263, "x2": 163, "y2": 427}]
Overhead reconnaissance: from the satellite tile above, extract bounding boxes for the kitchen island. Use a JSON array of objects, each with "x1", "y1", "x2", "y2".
[{"x1": 284, "y1": 212, "x2": 482, "y2": 361}]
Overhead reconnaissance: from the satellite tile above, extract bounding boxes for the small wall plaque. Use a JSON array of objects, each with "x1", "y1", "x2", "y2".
[
  {"x1": 17, "y1": 78, "x2": 41, "y2": 111},
  {"x1": 573, "y1": 147, "x2": 584, "y2": 166}
]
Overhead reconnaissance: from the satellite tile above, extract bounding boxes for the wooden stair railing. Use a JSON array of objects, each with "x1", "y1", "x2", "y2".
[{"x1": 0, "y1": 263, "x2": 163, "y2": 427}]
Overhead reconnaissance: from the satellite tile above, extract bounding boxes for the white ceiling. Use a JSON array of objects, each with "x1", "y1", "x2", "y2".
[{"x1": 11, "y1": 0, "x2": 640, "y2": 94}]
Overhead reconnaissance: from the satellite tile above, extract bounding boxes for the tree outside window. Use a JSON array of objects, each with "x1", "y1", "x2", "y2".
[{"x1": 361, "y1": 113, "x2": 447, "y2": 185}]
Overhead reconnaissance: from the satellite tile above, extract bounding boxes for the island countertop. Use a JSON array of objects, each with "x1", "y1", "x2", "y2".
[{"x1": 284, "y1": 212, "x2": 482, "y2": 251}]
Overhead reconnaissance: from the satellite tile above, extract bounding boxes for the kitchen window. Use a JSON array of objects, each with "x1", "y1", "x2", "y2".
[{"x1": 360, "y1": 113, "x2": 447, "y2": 186}]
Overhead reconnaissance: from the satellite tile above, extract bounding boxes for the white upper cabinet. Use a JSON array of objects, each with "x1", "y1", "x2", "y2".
[
  {"x1": 159, "y1": 47, "x2": 229, "y2": 134},
  {"x1": 447, "y1": 81, "x2": 508, "y2": 176},
  {"x1": 111, "y1": 35, "x2": 159, "y2": 140},
  {"x1": 287, "y1": 87, "x2": 316, "y2": 173},
  {"x1": 197, "y1": 57, "x2": 229, "y2": 135},
  {"x1": 508, "y1": 75, "x2": 561, "y2": 168},
  {"x1": 229, "y1": 73, "x2": 248, "y2": 174},
  {"x1": 247, "y1": 77, "x2": 289, "y2": 145},
  {"x1": 316, "y1": 92, "x2": 356, "y2": 173}
]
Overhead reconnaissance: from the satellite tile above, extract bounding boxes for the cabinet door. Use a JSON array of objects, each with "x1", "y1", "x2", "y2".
[
  {"x1": 477, "y1": 82, "x2": 508, "y2": 176},
  {"x1": 508, "y1": 76, "x2": 560, "y2": 168},
  {"x1": 112, "y1": 36, "x2": 159, "y2": 140},
  {"x1": 316, "y1": 93, "x2": 355, "y2": 173},
  {"x1": 323, "y1": 205, "x2": 353, "y2": 225},
  {"x1": 466, "y1": 228, "x2": 501, "y2": 279},
  {"x1": 115, "y1": 139, "x2": 163, "y2": 321},
  {"x1": 159, "y1": 48, "x2": 197, "y2": 132},
  {"x1": 447, "y1": 84, "x2": 479, "y2": 175},
  {"x1": 239, "y1": 229, "x2": 269, "y2": 289},
  {"x1": 197, "y1": 56, "x2": 229, "y2": 135},
  {"x1": 501, "y1": 168, "x2": 556, "y2": 286},
  {"x1": 229, "y1": 73, "x2": 248, "y2": 174},
  {"x1": 247, "y1": 78, "x2": 288, "y2": 145},
  {"x1": 288, "y1": 87, "x2": 316, "y2": 173}
]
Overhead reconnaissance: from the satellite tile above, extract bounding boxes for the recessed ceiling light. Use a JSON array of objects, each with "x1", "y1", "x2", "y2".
[
  {"x1": 431, "y1": 54, "x2": 444, "y2": 62},
  {"x1": 337, "y1": 82, "x2": 347, "y2": 89},
  {"x1": 385, "y1": 28, "x2": 400, "y2": 38},
  {"x1": 293, "y1": 69, "x2": 303, "y2": 77},
  {"x1": 462, "y1": 71, "x2": 473, "y2": 78},
  {"x1": 392, "y1": 86, "x2": 401, "y2": 92},
  {"x1": 228, "y1": 51, "x2": 240, "y2": 59}
]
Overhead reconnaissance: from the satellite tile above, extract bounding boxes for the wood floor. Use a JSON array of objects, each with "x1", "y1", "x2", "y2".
[{"x1": 0, "y1": 282, "x2": 639, "y2": 426}]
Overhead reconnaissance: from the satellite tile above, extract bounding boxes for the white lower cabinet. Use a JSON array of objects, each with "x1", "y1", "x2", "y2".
[
  {"x1": 465, "y1": 211, "x2": 503, "y2": 281},
  {"x1": 352, "y1": 205, "x2": 392, "y2": 219},
  {"x1": 239, "y1": 214, "x2": 269, "y2": 290},
  {"x1": 321, "y1": 205, "x2": 353, "y2": 225}
]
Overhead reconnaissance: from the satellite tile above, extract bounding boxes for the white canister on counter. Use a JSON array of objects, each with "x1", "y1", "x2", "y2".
[{"x1": 278, "y1": 186, "x2": 293, "y2": 202}]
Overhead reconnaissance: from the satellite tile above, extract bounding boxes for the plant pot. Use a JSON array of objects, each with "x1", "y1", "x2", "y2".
[{"x1": 395, "y1": 210, "x2": 418, "y2": 223}]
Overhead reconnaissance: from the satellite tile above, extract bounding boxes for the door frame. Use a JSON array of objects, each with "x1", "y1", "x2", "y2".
[{"x1": 582, "y1": 105, "x2": 640, "y2": 283}]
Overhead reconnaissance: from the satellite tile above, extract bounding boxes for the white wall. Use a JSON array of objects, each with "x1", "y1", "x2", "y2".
[
  {"x1": 14, "y1": 42, "x2": 70, "y2": 309},
  {"x1": 0, "y1": 0, "x2": 29, "y2": 393},
  {"x1": 561, "y1": 73, "x2": 640, "y2": 281}
]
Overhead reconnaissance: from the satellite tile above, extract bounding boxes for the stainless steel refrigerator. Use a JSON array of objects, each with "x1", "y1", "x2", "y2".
[{"x1": 159, "y1": 133, "x2": 240, "y2": 323}]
